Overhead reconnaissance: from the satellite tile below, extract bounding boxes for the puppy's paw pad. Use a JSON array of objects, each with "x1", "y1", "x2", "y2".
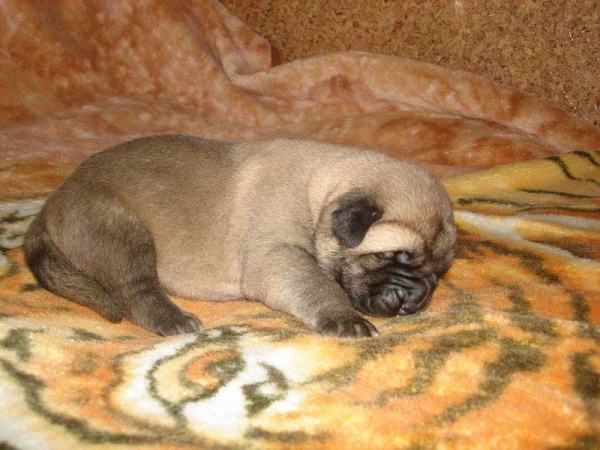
[
  {"x1": 316, "y1": 316, "x2": 378, "y2": 338},
  {"x1": 155, "y1": 310, "x2": 202, "y2": 336}
]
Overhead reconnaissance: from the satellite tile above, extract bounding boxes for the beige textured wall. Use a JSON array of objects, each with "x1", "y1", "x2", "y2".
[{"x1": 222, "y1": 0, "x2": 600, "y2": 127}]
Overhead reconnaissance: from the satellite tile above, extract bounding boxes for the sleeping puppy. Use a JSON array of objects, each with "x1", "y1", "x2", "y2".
[{"x1": 24, "y1": 136, "x2": 457, "y2": 338}]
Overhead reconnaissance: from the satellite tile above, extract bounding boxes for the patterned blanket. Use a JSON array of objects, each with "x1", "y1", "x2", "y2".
[{"x1": 1, "y1": 1, "x2": 599, "y2": 448}]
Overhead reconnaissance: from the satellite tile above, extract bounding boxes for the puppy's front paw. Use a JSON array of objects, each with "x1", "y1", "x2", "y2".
[
  {"x1": 316, "y1": 315, "x2": 378, "y2": 338},
  {"x1": 154, "y1": 309, "x2": 202, "y2": 336}
]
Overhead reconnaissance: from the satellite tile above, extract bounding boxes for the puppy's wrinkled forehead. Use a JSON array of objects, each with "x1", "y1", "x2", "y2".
[{"x1": 350, "y1": 222, "x2": 423, "y2": 255}]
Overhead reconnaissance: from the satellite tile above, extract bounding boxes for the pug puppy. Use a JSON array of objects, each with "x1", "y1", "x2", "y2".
[{"x1": 24, "y1": 136, "x2": 457, "y2": 338}]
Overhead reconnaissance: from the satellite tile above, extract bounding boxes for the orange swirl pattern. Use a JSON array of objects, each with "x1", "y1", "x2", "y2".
[{"x1": 1, "y1": 153, "x2": 599, "y2": 449}]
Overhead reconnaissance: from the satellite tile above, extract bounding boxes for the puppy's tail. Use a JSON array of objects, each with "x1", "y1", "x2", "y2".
[{"x1": 23, "y1": 213, "x2": 124, "y2": 323}]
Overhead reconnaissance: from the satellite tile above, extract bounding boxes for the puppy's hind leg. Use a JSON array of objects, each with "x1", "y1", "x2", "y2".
[
  {"x1": 24, "y1": 213, "x2": 124, "y2": 323},
  {"x1": 82, "y1": 201, "x2": 202, "y2": 336},
  {"x1": 28, "y1": 196, "x2": 201, "y2": 336}
]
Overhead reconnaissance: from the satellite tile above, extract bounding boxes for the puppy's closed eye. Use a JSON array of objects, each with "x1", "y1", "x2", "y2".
[
  {"x1": 360, "y1": 250, "x2": 413, "y2": 271},
  {"x1": 395, "y1": 251, "x2": 413, "y2": 265}
]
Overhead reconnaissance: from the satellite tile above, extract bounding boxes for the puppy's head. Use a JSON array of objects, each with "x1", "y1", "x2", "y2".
[{"x1": 316, "y1": 162, "x2": 457, "y2": 317}]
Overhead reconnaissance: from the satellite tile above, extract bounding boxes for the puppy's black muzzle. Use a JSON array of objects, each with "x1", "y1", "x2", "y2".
[{"x1": 365, "y1": 272, "x2": 438, "y2": 317}]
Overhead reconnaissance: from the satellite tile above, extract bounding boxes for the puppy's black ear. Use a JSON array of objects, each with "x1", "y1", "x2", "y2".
[{"x1": 332, "y1": 192, "x2": 382, "y2": 248}]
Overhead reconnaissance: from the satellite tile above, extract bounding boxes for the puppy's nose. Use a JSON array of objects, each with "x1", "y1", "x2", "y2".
[
  {"x1": 371, "y1": 288, "x2": 404, "y2": 316},
  {"x1": 395, "y1": 273, "x2": 437, "y2": 315}
]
